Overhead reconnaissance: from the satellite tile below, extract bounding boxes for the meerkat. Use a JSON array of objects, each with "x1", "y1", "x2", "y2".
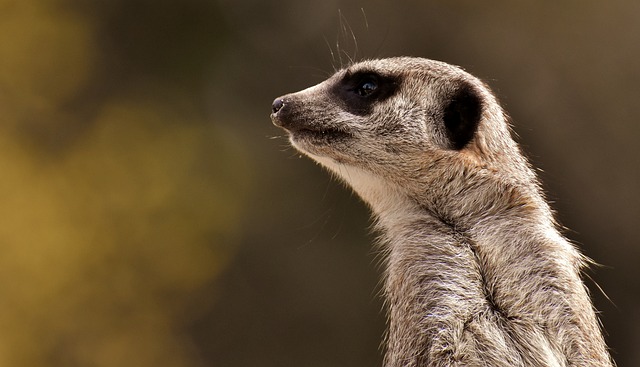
[{"x1": 270, "y1": 57, "x2": 613, "y2": 367}]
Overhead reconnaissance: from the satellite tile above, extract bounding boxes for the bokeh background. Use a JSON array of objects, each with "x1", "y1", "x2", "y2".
[{"x1": 1, "y1": 1, "x2": 638, "y2": 366}]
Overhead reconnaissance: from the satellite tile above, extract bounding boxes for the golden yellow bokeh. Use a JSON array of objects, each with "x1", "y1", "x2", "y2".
[
  {"x1": 0, "y1": 2, "x2": 250, "y2": 365},
  {"x1": 0, "y1": 1, "x2": 95, "y2": 125}
]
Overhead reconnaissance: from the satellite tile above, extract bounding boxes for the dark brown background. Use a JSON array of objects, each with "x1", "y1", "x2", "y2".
[{"x1": 1, "y1": 1, "x2": 637, "y2": 366}]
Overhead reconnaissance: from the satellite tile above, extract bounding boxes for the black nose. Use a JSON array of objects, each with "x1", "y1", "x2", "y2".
[{"x1": 272, "y1": 98, "x2": 284, "y2": 114}]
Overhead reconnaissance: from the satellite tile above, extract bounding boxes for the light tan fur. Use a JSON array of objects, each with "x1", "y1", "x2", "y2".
[{"x1": 271, "y1": 57, "x2": 613, "y2": 367}]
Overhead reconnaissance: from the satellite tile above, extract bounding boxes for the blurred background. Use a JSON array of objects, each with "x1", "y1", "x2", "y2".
[{"x1": 0, "y1": 0, "x2": 637, "y2": 366}]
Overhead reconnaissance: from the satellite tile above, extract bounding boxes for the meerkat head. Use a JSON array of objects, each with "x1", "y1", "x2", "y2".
[{"x1": 271, "y1": 57, "x2": 526, "y2": 212}]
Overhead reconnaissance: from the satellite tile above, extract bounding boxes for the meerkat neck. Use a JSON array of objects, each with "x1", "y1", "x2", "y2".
[
  {"x1": 320, "y1": 160, "x2": 611, "y2": 366},
  {"x1": 379, "y1": 191, "x2": 610, "y2": 367}
]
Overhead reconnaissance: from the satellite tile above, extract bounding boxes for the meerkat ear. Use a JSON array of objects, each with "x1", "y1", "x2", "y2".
[{"x1": 442, "y1": 83, "x2": 482, "y2": 150}]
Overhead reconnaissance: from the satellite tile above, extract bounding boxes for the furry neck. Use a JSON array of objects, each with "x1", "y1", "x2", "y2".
[
  {"x1": 383, "y1": 201, "x2": 611, "y2": 366},
  {"x1": 317, "y1": 160, "x2": 612, "y2": 367}
]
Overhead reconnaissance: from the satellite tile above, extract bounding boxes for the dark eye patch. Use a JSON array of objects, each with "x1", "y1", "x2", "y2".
[{"x1": 331, "y1": 70, "x2": 400, "y2": 116}]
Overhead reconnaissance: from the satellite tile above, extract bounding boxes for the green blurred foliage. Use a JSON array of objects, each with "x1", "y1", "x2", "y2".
[{"x1": 0, "y1": 0, "x2": 248, "y2": 366}]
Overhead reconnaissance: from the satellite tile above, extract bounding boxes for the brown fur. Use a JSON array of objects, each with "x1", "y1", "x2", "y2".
[{"x1": 271, "y1": 57, "x2": 613, "y2": 367}]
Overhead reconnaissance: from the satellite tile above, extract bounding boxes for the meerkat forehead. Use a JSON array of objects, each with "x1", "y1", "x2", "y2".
[
  {"x1": 342, "y1": 57, "x2": 484, "y2": 91},
  {"x1": 345, "y1": 57, "x2": 466, "y2": 77}
]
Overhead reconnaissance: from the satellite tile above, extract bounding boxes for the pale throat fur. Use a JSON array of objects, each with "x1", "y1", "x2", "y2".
[{"x1": 271, "y1": 57, "x2": 613, "y2": 367}]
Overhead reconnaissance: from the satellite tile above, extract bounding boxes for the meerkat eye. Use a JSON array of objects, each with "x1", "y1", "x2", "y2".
[
  {"x1": 353, "y1": 74, "x2": 378, "y2": 97},
  {"x1": 334, "y1": 71, "x2": 399, "y2": 116},
  {"x1": 355, "y1": 78, "x2": 378, "y2": 97}
]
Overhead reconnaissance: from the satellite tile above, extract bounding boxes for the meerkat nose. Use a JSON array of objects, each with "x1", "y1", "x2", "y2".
[{"x1": 272, "y1": 98, "x2": 285, "y2": 114}]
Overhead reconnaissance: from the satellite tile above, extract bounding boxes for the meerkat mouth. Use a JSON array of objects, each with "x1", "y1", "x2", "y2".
[
  {"x1": 272, "y1": 114, "x2": 351, "y2": 144},
  {"x1": 288, "y1": 126, "x2": 351, "y2": 143}
]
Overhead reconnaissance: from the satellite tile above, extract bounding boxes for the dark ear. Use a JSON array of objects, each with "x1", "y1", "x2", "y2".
[{"x1": 443, "y1": 83, "x2": 483, "y2": 150}]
